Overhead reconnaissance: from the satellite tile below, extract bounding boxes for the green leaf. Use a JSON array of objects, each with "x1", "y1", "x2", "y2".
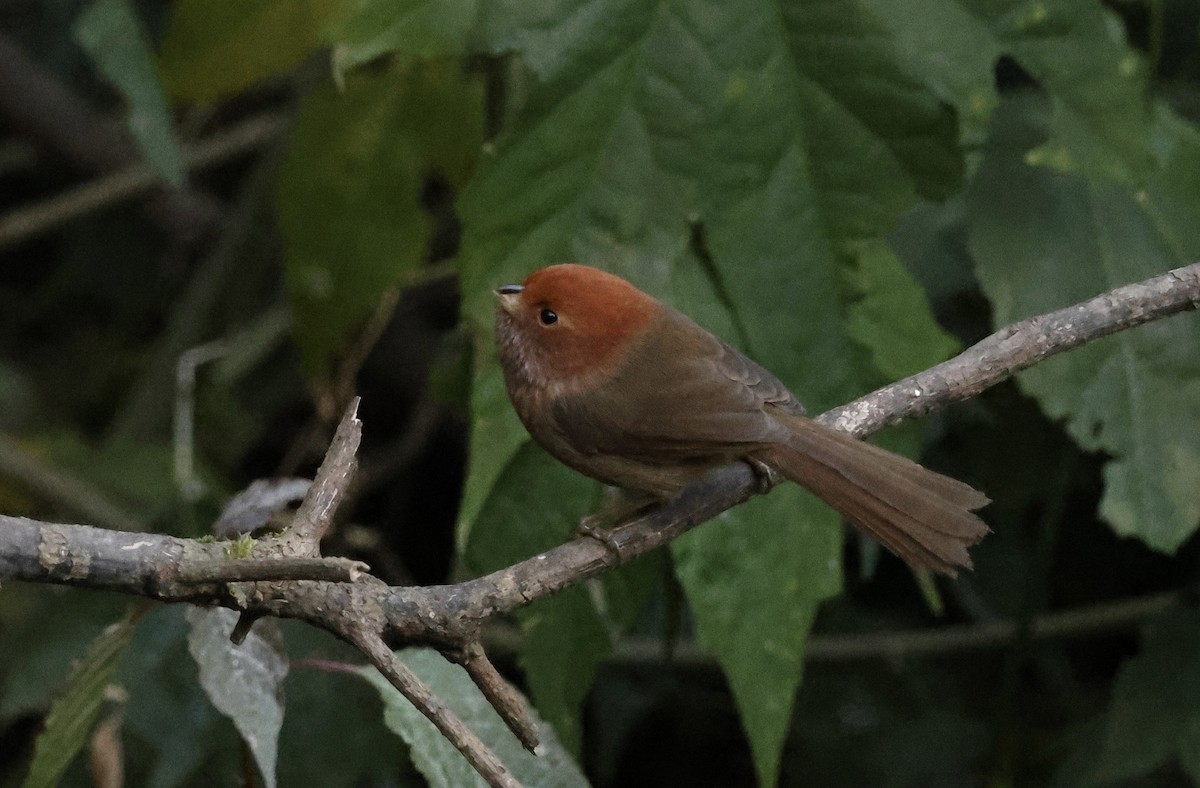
[
  {"x1": 459, "y1": 0, "x2": 958, "y2": 332},
  {"x1": 672, "y1": 487, "x2": 841, "y2": 786},
  {"x1": 457, "y1": 352, "x2": 527, "y2": 544},
  {"x1": 277, "y1": 628, "x2": 410, "y2": 788},
  {"x1": 888, "y1": 197, "x2": 978, "y2": 306},
  {"x1": 514, "y1": 589, "x2": 609, "y2": 755},
  {"x1": 865, "y1": 0, "x2": 1147, "y2": 172},
  {"x1": 159, "y1": 0, "x2": 349, "y2": 104},
  {"x1": 459, "y1": 2, "x2": 967, "y2": 781},
  {"x1": 279, "y1": 63, "x2": 483, "y2": 378},
  {"x1": 463, "y1": 440, "x2": 598, "y2": 574},
  {"x1": 332, "y1": 0, "x2": 480, "y2": 73},
  {"x1": 23, "y1": 613, "x2": 137, "y2": 788},
  {"x1": 1088, "y1": 606, "x2": 1200, "y2": 783},
  {"x1": 186, "y1": 608, "x2": 288, "y2": 788},
  {"x1": 778, "y1": 0, "x2": 964, "y2": 212},
  {"x1": 967, "y1": 95, "x2": 1200, "y2": 552},
  {"x1": 74, "y1": 0, "x2": 184, "y2": 185},
  {"x1": 41, "y1": 433, "x2": 176, "y2": 531},
  {"x1": 846, "y1": 242, "x2": 962, "y2": 382},
  {"x1": 1140, "y1": 104, "x2": 1200, "y2": 259},
  {"x1": 362, "y1": 648, "x2": 588, "y2": 787},
  {"x1": 0, "y1": 587, "x2": 128, "y2": 721}
]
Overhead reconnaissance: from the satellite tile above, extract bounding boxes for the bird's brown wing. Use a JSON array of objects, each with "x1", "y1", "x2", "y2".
[{"x1": 550, "y1": 308, "x2": 801, "y2": 461}]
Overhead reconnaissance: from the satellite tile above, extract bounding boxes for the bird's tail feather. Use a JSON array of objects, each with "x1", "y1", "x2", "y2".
[{"x1": 756, "y1": 415, "x2": 990, "y2": 576}]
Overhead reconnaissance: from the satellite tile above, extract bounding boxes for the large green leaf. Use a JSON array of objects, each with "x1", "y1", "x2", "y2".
[
  {"x1": 457, "y1": 352, "x2": 528, "y2": 547},
  {"x1": 457, "y1": 0, "x2": 967, "y2": 782},
  {"x1": 967, "y1": 96, "x2": 1200, "y2": 552},
  {"x1": 777, "y1": 0, "x2": 964, "y2": 224},
  {"x1": 159, "y1": 0, "x2": 348, "y2": 104},
  {"x1": 74, "y1": 0, "x2": 184, "y2": 185},
  {"x1": 865, "y1": 0, "x2": 1147, "y2": 170},
  {"x1": 513, "y1": 588, "x2": 610, "y2": 755},
  {"x1": 845, "y1": 242, "x2": 962, "y2": 382},
  {"x1": 671, "y1": 487, "x2": 841, "y2": 785},
  {"x1": 331, "y1": 0, "x2": 481, "y2": 71},
  {"x1": 1139, "y1": 104, "x2": 1200, "y2": 259},
  {"x1": 463, "y1": 444, "x2": 598, "y2": 574},
  {"x1": 279, "y1": 63, "x2": 483, "y2": 378}
]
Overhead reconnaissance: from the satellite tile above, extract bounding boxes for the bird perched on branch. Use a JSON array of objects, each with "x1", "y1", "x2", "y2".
[{"x1": 494, "y1": 263, "x2": 989, "y2": 575}]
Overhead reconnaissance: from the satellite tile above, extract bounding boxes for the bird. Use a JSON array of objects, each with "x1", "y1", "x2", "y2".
[{"x1": 493, "y1": 263, "x2": 989, "y2": 574}]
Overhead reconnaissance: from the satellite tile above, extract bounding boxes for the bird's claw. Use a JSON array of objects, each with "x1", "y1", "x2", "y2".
[
  {"x1": 574, "y1": 516, "x2": 624, "y2": 567},
  {"x1": 744, "y1": 456, "x2": 777, "y2": 495}
]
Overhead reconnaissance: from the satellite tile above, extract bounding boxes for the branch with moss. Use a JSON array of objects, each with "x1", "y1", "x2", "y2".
[{"x1": 1, "y1": 261, "x2": 1198, "y2": 787}]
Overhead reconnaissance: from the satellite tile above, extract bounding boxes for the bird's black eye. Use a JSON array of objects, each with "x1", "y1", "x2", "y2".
[{"x1": 538, "y1": 308, "x2": 558, "y2": 325}]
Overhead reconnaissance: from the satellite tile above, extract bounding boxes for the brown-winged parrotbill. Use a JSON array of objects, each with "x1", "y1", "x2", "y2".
[{"x1": 494, "y1": 264, "x2": 989, "y2": 574}]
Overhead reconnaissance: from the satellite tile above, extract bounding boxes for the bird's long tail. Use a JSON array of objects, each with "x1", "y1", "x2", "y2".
[{"x1": 755, "y1": 414, "x2": 990, "y2": 575}]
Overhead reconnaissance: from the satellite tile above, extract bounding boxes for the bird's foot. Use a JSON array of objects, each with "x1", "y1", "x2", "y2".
[
  {"x1": 744, "y1": 456, "x2": 777, "y2": 495},
  {"x1": 574, "y1": 516, "x2": 624, "y2": 567}
]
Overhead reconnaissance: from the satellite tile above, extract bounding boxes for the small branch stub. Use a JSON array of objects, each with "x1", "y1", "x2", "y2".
[
  {"x1": 173, "y1": 556, "x2": 369, "y2": 585},
  {"x1": 288, "y1": 397, "x2": 362, "y2": 546},
  {"x1": 458, "y1": 643, "x2": 541, "y2": 754}
]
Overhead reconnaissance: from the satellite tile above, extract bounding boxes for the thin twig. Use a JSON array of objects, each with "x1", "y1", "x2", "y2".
[
  {"x1": 173, "y1": 556, "x2": 368, "y2": 584},
  {"x1": 0, "y1": 33, "x2": 223, "y2": 243},
  {"x1": 227, "y1": 398, "x2": 362, "y2": 641},
  {"x1": 803, "y1": 589, "x2": 1178, "y2": 662},
  {"x1": 174, "y1": 341, "x2": 229, "y2": 502},
  {"x1": 821, "y1": 262, "x2": 1200, "y2": 436},
  {"x1": 317, "y1": 287, "x2": 401, "y2": 423},
  {"x1": 458, "y1": 644, "x2": 540, "y2": 754},
  {"x1": 229, "y1": 611, "x2": 266, "y2": 646},
  {"x1": 291, "y1": 658, "x2": 364, "y2": 676},
  {"x1": 108, "y1": 144, "x2": 286, "y2": 441},
  {"x1": 288, "y1": 399, "x2": 362, "y2": 545},
  {"x1": 354, "y1": 633, "x2": 521, "y2": 788},
  {"x1": 585, "y1": 590, "x2": 1182, "y2": 667},
  {"x1": 0, "y1": 113, "x2": 287, "y2": 249}
]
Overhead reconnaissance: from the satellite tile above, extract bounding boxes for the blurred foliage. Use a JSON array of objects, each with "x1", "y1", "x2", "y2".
[
  {"x1": 278, "y1": 59, "x2": 483, "y2": 379},
  {"x1": 1, "y1": 0, "x2": 1199, "y2": 786},
  {"x1": 20, "y1": 611, "x2": 137, "y2": 788},
  {"x1": 74, "y1": 0, "x2": 183, "y2": 185}
]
